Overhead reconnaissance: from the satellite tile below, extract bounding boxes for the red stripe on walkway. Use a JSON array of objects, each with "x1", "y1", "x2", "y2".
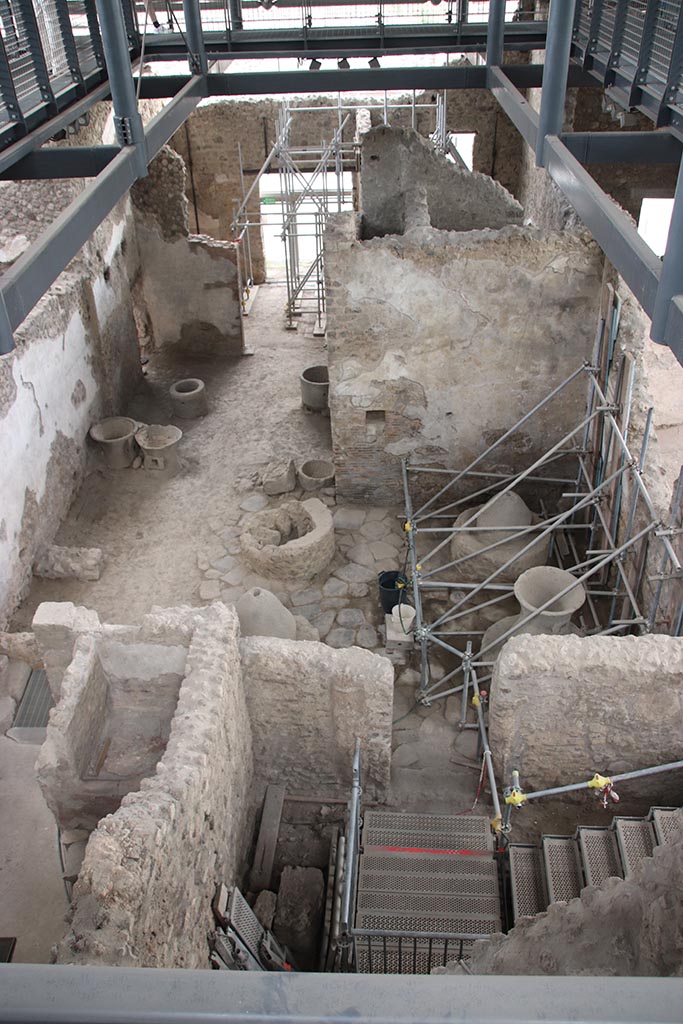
[{"x1": 370, "y1": 845, "x2": 487, "y2": 856}]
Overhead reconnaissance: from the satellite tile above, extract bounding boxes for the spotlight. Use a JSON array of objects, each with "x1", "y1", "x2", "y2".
[
  {"x1": 309, "y1": 58, "x2": 321, "y2": 70},
  {"x1": 368, "y1": 56, "x2": 380, "y2": 68},
  {"x1": 337, "y1": 57, "x2": 350, "y2": 70}
]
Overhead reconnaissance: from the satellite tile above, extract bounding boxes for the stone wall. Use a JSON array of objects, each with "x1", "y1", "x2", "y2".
[
  {"x1": 360, "y1": 126, "x2": 523, "y2": 238},
  {"x1": 325, "y1": 212, "x2": 604, "y2": 504},
  {"x1": 168, "y1": 89, "x2": 525, "y2": 282},
  {"x1": 56, "y1": 603, "x2": 254, "y2": 968},
  {"x1": 469, "y1": 809, "x2": 683, "y2": 977},
  {"x1": 37, "y1": 631, "x2": 187, "y2": 830},
  {"x1": 241, "y1": 636, "x2": 393, "y2": 799},
  {"x1": 489, "y1": 633, "x2": 683, "y2": 806},
  {"x1": 0, "y1": 197, "x2": 142, "y2": 629},
  {"x1": 131, "y1": 147, "x2": 244, "y2": 356}
]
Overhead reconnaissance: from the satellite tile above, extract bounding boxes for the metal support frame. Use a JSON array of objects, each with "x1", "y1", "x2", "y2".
[
  {"x1": 402, "y1": 349, "x2": 683, "y2": 707},
  {"x1": 536, "y1": 0, "x2": 577, "y2": 166},
  {"x1": 182, "y1": 0, "x2": 208, "y2": 75},
  {"x1": 94, "y1": 0, "x2": 145, "y2": 169},
  {"x1": 486, "y1": 0, "x2": 505, "y2": 68},
  {"x1": 0, "y1": 74, "x2": 205, "y2": 355}
]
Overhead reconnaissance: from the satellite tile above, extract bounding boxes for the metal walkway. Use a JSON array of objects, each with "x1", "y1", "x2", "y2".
[
  {"x1": 508, "y1": 806, "x2": 681, "y2": 925},
  {"x1": 354, "y1": 809, "x2": 501, "y2": 974}
]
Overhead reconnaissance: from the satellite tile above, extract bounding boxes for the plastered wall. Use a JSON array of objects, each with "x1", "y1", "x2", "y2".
[{"x1": 324, "y1": 209, "x2": 604, "y2": 504}]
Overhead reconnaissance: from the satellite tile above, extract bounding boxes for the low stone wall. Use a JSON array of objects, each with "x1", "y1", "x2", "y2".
[
  {"x1": 469, "y1": 809, "x2": 683, "y2": 977},
  {"x1": 37, "y1": 632, "x2": 187, "y2": 830},
  {"x1": 57, "y1": 604, "x2": 254, "y2": 968},
  {"x1": 489, "y1": 633, "x2": 683, "y2": 806},
  {"x1": 241, "y1": 636, "x2": 393, "y2": 799}
]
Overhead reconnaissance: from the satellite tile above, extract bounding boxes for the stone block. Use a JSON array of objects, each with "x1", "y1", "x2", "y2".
[
  {"x1": 263, "y1": 457, "x2": 297, "y2": 496},
  {"x1": 333, "y1": 563, "x2": 375, "y2": 584},
  {"x1": 336, "y1": 608, "x2": 366, "y2": 628},
  {"x1": 253, "y1": 890, "x2": 277, "y2": 930},
  {"x1": 32, "y1": 602, "x2": 101, "y2": 699},
  {"x1": 333, "y1": 508, "x2": 365, "y2": 530},
  {"x1": 294, "y1": 616, "x2": 320, "y2": 643},
  {"x1": 273, "y1": 866, "x2": 324, "y2": 960},
  {"x1": 33, "y1": 545, "x2": 103, "y2": 582},
  {"x1": 199, "y1": 580, "x2": 221, "y2": 602}
]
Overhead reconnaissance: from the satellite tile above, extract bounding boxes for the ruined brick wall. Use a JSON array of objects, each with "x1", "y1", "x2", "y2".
[
  {"x1": 57, "y1": 605, "x2": 254, "y2": 969},
  {"x1": 325, "y1": 212, "x2": 604, "y2": 504}
]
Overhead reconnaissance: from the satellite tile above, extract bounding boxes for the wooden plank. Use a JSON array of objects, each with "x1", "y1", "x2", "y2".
[{"x1": 249, "y1": 784, "x2": 286, "y2": 892}]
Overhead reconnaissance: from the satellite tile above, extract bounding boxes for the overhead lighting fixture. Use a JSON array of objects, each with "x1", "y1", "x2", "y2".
[
  {"x1": 368, "y1": 57, "x2": 380, "y2": 68},
  {"x1": 309, "y1": 58, "x2": 321, "y2": 70},
  {"x1": 337, "y1": 57, "x2": 350, "y2": 70}
]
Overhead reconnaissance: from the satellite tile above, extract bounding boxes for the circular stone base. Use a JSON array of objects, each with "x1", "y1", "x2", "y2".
[{"x1": 240, "y1": 498, "x2": 335, "y2": 580}]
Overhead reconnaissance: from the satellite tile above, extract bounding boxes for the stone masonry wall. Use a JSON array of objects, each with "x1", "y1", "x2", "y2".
[
  {"x1": 490, "y1": 634, "x2": 683, "y2": 807},
  {"x1": 131, "y1": 146, "x2": 244, "y2": 355},
  {"x1": 169, "y1": 89, "x2": 524, "y2": 282},
  {"x1": 57, "y1": 604, "x2": 254, "y2": 968},
  {"x1": 325, "y1": 213, "x2": 604, "y2": 504},
  {"x1": 360, "y1": 126, "x2": 523, "y2": 238},
  {"x1": 469, "y1": 809, "x2": 683, "y2": 977},
  {"x1": 240, "y1": 636, "x2": 393, "y2": 800}
]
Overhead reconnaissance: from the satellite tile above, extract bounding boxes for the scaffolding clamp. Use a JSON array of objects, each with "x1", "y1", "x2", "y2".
[
  {"x1": 588, "y1": 773, "x2": 619, "y2": 808},
  {"x1": 504, "y1": 787, "x2": 526, "y2": 808},
  {"x1": 404, "y1": 520, "x2": 412, "y2": 532}
]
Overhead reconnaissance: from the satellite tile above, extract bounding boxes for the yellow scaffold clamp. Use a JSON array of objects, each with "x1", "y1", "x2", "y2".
[
  {"x1": 490, "y1": 813, "x2": 503, "y2": 835},
  {"x1": 588, "y1": 772, "x2": 620, "y2": 809},
  {"x1": 504, "y1": 787, "x2": 527, "y2": 807},
  {"x1": 587, "y1": 773, "x2": 612, "y2": 790},
  {"x1": 404, "y1": 520, "x2": 412, "y2": 532},
  {"x1": 471, "y1": 693, "x2": 481, "y2": 709}
]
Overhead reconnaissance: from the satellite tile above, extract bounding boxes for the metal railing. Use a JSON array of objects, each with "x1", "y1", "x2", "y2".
[{"x1": 572, "y1": 0, "x2": 683, "y2": 128}]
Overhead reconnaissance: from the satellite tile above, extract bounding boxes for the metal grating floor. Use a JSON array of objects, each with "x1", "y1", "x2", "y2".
[
  {"x1": 577, "y1": 827, "x2": 622, "y2": 887},
  {"x1": 542, "y1": 837, "x2": 583, "y2": 903},
  {"x1": 362, "y1": 811, "x2": 494, "y2": 852},
  {"x1": 650, "y1": 808, "x2": 681, "y2": 847},
  {"x1": 12, "y1": 669, "x2": 53, "y2": 728},
  {"x1": 509, "y1": 845, "x2": 546, "y2": 922},
  {"x1": 615, "y1": 818, "x2": 655, "y2": 878},
  {"x1": 228, "y1": 887, "x2": 264, "y2": 960}
]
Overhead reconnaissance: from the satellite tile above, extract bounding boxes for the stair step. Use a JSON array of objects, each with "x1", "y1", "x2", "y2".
[
  {"x1": 614, "y1": 818, "x2": 655, "y2": 878},
  {"x1": 362, "y1": 810, "x2": 493, "y2": 853},
  {"x1": 359, "y1": 849, "x2": 498, "y2": 897},
  {"x1": 542, "y1": 836, "x2": 583, "y2": 903},
  {"x1": 577, "y1": 826, "x2": 623, "y2": 886},
  {"x1": 650, "y1": 807, "x2": 681, "y2": 847},
  {"x1": 509, "y1": 844, "x2": 546, "y2": 922}
]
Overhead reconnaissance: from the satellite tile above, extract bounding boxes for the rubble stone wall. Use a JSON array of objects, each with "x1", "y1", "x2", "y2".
[
  {"x1": 490, "y1": 633, "x2": 683, "y2": 807},
  {"x1": 57, "y1": 604, "x2": 254, "y2": 968},
  {"x1": 241, "y1": 636, "x2": 393, "y2": 799}
]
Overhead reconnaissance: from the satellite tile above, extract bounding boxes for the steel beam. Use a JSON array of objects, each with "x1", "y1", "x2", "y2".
[
  {"x1": 182, "y1": 0, "x2": 208, "y2": 76},
  {"x1": 95, "y1": 0, "x2": 145, "y2": 170},
  {"x1": 0, "y1": 79, "x2": 111, "y2": 175},
  {"x1": 486, "y1": 0, "x2": 505, "y2": 67},
  {"x1": 0, "y1": 76, "x2": 203, "y2": 354},
  {"x1": 136, "y1": 63, "x2": 593, "y2": 99},
  {"x1": 543, "y1": 134, "x2": 661, "y2": 318},
  {"x1": 488, "y1": 66, "x2": 538, "y2": 150},
  {"x1": 559, "y1": 130, "x2": 682, "y2": 165},
  {"x1": 536, "y1": 0, "x2": 577, "y2": 166},
  {"x1": 0, "y1": 145, "x2": 119, "y2": 180},
  {"x1": 651, "y1": 155, "x2": 683, "y2": 345},
  {"x1": 663, "y1": 294, "x2": 683, "y2": 366}
]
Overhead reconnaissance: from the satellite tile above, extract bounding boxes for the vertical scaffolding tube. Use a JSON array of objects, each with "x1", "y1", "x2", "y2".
[{"x1": 486, "y1": 0, "x2": 506, "y2": 67}]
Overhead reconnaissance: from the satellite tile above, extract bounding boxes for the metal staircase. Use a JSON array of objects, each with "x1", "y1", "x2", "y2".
[
  {"x1": 508, "y1": 807, "x2": 680, "y2": 925},
  {"x1": 353, "y1": 810, "x2": 502, "y2": 974}
]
